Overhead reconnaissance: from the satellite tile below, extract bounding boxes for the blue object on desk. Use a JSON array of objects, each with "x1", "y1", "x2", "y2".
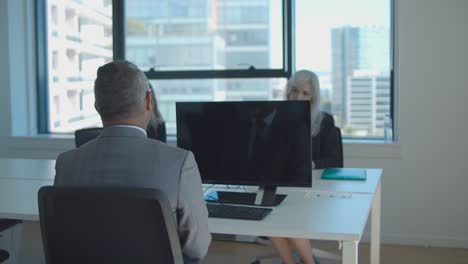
[
  {"x1": 321, "y1": 168, "x2": 367, "y2": 181},
  {"x1": 204, "y1": 190, "x2": 219, "y2": 201}
]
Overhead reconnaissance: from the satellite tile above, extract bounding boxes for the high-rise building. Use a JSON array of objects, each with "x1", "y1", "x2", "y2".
[
  {"x1": 346, "y1": 72, "x2": 390, "y2": 136},
  {"x1": 357, "y1": 26, "x2": 390, "y2": 73},
  {"x1": 216, "y1": 0, "x2": 275, "y2": 101},
  {"x1": 331, "y1": 26, "x2": 359, "y2": 126},
  {"x1": 126, "y1": 0, "x2": 224, "y2": 133},
  {"x1": 126, "y1": 0, "x2": 280, "y2": 134},
  {"x1": 331, "y1": 26, "x2": 390, "y2": 132},
  {"x1": 47, "y1": 0, "x2": 112, "y2": 132}
]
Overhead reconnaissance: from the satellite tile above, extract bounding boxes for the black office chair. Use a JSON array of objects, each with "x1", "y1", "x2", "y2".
[
  {"x1": 38, "y1": 186, "x2": 184, "y2": 264},
  {"x1": 74, "y1": 127, "x2": 103, "y2": 148},
  {"x1": 0, "y1": 250, "x2": 8, "y2": 263},
  {"x1": 0, "y1": 219, "x2": 22, "y2": 263},
  {"x1": 336, "y1": 126, "x2": 344, "y2": 168}
]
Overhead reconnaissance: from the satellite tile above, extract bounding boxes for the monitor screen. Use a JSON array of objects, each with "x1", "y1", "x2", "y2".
[{"x1": 176, "y1": 101, "x2": 312, "y2": 187}]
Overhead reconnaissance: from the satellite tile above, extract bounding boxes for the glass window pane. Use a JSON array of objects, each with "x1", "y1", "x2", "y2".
[
  {"x1": 46, "y1": 0, "x2": 112, "y2": 133},
  {"x1": 125, "y1": 0, "x2": 283, "y2": 71},
  {"x1": 295, "y1": 0, "x2": 391, "y2": 139},
  {"x1": 150, "y1": 78, "x2": 287, "y2": 135}
]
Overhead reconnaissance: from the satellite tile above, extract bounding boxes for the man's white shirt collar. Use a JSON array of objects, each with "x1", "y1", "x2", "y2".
[{"x1": 112, "y1": 125, "x2": 147, "y2": 137}]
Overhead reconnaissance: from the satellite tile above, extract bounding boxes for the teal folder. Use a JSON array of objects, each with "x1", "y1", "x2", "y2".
[{"x1": 321, "y1": 168, "x2": 367, "y2": 181}]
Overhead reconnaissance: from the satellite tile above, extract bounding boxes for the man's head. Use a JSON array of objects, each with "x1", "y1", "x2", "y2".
[{"x1": 94, "y1": 60, "x2": 152, "y2": 128}]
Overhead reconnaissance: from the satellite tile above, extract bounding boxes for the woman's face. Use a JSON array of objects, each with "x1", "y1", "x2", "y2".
[{"x1": 288, "y1": 82, "x2": 313, "y2": 102}]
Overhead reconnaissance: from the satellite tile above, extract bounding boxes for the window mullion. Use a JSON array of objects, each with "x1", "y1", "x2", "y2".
[
  {"x1": 113, "y1": 0, "x2": 125, "y2": 60},
  {"x1": 36, "y1": 0, "x2": 49, "y2": 133}
]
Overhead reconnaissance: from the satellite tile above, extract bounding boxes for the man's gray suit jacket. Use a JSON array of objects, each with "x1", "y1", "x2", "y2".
[{"x1": 54, "y1": 126, "x2": 211, "y2": 263}]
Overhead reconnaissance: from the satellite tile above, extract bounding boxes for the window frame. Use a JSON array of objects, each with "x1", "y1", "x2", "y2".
[
  {"x1": 113, "y1": 0, "x2": 293, "y2": 80},
  {"x1": 36, "y1": 0, "x2": 49, "y2": 134},
  {"x1": 36, "y1": 0, "x2": 395, "y2": 142}
]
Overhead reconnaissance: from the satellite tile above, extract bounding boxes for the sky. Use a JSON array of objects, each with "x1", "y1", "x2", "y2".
[{"x1": 294, "y1": 0, "x2": 391, "y2": 71}]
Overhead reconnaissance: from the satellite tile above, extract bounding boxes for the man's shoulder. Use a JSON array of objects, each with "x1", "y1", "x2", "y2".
[
  {"x1": 56, "y1": 147, "x2": 80, "y2": 161},
  {"x1": 145, "y1": 139, "x2": 189, "y2": 158},
  {"x1": 59, "y1": 138, "x2": 189, "y2": 161}
]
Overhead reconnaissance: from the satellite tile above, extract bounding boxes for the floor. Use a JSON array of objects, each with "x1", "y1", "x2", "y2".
[
  {"x1": 205, "y1": 239, "x2": 468, "y2": 264},
  {"x1": 15, "y1": 222, "x2": 468, "y2": 264}
]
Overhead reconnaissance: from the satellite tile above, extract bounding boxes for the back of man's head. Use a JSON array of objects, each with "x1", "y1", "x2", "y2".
[{"x1": 94, "y1": 60, "x2": 149, "y2": 122}]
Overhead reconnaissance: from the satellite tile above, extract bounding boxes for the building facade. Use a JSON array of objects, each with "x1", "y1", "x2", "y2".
[
  {"x1": 346, "y1": 72, "x2": 390, "y2": 136},
  {"x1": 47, "y1": 0, "x2": 112, "y2": 132}
]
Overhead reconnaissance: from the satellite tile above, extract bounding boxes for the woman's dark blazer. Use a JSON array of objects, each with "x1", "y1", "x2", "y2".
[
  {"x1": 312, "y1": 112, "x2": 341, "y2": 169},
  {"x1": 147, "y1": 122, "x2": 167, "y2": 143}
]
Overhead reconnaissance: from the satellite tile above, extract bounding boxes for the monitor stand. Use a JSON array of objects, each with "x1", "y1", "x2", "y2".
[{"x1": 206, "y1": 186, "x2": 286, "y2": 207}]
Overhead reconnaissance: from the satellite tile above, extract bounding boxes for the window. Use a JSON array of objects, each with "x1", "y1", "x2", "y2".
[
  {"x1": 37, "y1": 0, "x2": 393, "y2": 141},
  {"x1": 124, "y1": 0, "x2": 284, "y2": 71},
  {"x1": 38, "y1": 0, "x2": 113, "y2": 133},
  {"x1": 124, "y1": 0, "x2": 288, "y2": 134},
  {"x1": 150, "y1": 78, "x2": 286, "y2": 135},
  {"x1": 295, "y1": 0, "x2": 392, "y2": 139}
]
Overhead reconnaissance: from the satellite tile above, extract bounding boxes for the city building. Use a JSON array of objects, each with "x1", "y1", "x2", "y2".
[
  {"x1": 126, "y1": 0, "x2": 280, "y2": 134},
  {"x1": 331, "y1": 26, "x2": 359, "y2": 126},
  {"x1": 346, "y1": 71, "x2": 390, "y2": 136},
  {"x1": 46, "y1": 0, "x2": 112, "y2": 132}
]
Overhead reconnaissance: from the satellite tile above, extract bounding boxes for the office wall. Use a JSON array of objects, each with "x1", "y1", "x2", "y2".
[
  {"x1": 0, "y1": 0, "x2": 467, "y2": 248},
  {"x1": 350, "y1": 0, "x2": 468, "y2": 247},
  {"x1": 0, "y1": 0, "x2": 11, "y2": 146}
]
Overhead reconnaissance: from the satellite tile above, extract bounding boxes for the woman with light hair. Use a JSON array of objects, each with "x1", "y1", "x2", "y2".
[
  {"x1": 286, "y1": 69, "x2": 340, "y2": 169},
  {"x1": 269, "y1": 70, "x2": 341, "y2": 264}
]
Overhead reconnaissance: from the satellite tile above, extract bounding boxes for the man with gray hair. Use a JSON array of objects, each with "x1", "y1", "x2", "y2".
[{"x1": 54, "y1": 60, "x2": 211, "y2": 263}]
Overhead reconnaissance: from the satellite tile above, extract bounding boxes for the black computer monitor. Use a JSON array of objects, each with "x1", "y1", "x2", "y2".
[{"x1": 176, "y1": 101, "x2": 312, "y2": 206}]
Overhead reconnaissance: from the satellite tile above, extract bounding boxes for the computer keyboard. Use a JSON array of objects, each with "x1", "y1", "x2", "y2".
[
  {"x1": 206, "y1": 191, "x2": 287, "y2": 206},
  {"x1": 206, "y1": 203, "x2": 272, "y2": 220}
]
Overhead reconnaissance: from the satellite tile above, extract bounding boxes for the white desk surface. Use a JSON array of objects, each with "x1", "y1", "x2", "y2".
[
  {"x1": 208, "y1": 169, "x2": 382, "y2": 196},
  {"x1": 0, "y1": 158, "x2": 381, "y2": 240},
  {"x1": 0, "y1": 178, "x2": 53, "y2": 221},
  {"x1": 310, "y1": 169, "x2": 382, "y2": 194},
  {"x1": 0, "y1": 159, "x2": 382, "y2": 195},
  {"x1": 0, "y1": 158, "x2": 381, "y2": 264},
  {"x1": 208, "y1": 190, "x2": 373, "y2": 241},
  {"x1": 0, "y1": 177, "x2": 372, "y2": 242}
]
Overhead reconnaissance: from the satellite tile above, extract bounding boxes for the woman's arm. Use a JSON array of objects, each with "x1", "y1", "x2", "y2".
[{"x1": 314, "y1": 113, "x2": 342, "y2": 169}]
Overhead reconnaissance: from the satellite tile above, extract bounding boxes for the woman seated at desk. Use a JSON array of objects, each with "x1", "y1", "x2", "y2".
[
  {"x1": 270, "y1": 70, "x2": 341, "y2": 264},
  {"x1": 146, "y1": 83, "x2": 167, "y2": 142}
]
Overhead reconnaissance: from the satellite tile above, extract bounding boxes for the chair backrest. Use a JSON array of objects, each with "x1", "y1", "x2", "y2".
[
  {"x1": 335, "y1": 127, "x2": 344, "y2": 168},
  {"x1": 38, "y1": 186, "x2": 183, "y2": 264},
  {"x1": 75, "y1": 123, "x2": 167, "y2": 148},
  {"x1": 74, "y1": 127, "x2": 103, "y2": 148},
  {"x1": 0, "y1": 219, "x2": 22, "y2": 232},
  {"x1": 0, "y1": 249, "x2": 9, "y2": 262}
]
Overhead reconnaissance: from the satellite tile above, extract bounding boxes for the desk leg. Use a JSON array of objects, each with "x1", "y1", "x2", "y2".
[
  {"x1": 0, "y1": 223, "x2": 23, "y2": 264},
  {"x1": 371, "y1": 182, "x2": 381, "y2": 264},
  {"x1": 342, "y1": 241, "x2": 358, "y2": 264}
]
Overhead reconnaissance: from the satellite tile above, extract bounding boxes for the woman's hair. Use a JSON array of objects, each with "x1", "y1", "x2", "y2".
[
  {"x1": 148, "y1": 83, "x2": 164, "y2": 129},
  {"x1": 285, "y1": 70, "x2": 323, "y2": 136}
]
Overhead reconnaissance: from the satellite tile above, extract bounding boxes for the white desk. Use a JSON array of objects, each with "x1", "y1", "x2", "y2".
[
  {"x1": 310, "y1": 168, "x2": 382, "y2": 264},
  {"x1": 0, "y1": 158, "x2": 382, "y2": 264},
  {"x1": 312, "y1": 169, "x2": 382, "y2": 194},
  {"x1": 0, "y1": 159, "x2": 55, "y2": 180},
  {"x1": 209, "y1": 190, "x2": 373, "y2": 241},
  {"x1": 0, "y1": 178, "x2": 53, "y2": 221}
]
